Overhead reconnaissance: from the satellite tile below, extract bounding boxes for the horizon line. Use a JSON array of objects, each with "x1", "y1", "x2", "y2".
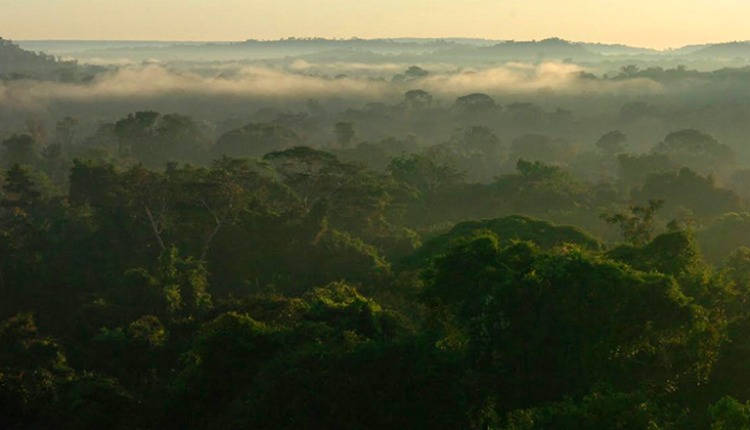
[{"x1": 9, "y1": 36, "x2": 750, "y2": 52}]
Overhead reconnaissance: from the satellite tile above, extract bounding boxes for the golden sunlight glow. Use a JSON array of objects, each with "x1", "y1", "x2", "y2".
[{"x1": 1, "y1": 0, "x2": 749, "y2": 48}]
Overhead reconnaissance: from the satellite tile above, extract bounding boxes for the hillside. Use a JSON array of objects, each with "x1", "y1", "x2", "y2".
[{"x1": 0, "y1": 37, "x2": 101, "y2": 81}]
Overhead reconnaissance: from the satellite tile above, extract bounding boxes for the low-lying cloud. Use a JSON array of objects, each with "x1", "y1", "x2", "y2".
[{"x1": 0, "y1": 61, "x2": 664, "y2": 112}]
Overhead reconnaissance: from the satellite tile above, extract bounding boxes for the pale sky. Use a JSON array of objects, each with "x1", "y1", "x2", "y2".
[{"x1": 1, "y1": 0, "x2": 749, "y2": 49}]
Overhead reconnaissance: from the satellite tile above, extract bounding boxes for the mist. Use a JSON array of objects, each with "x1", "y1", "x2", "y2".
[
  {"x1": 0, "y1": 61, "x2": 667, "y2": 112},
  {"x1": 6, "y1": 35, "x2": 750, "y2": 430}
]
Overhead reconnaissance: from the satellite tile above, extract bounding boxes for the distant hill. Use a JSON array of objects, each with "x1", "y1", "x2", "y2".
[
  {"x1": 479, "y1": 38, "x2": 600, "y2": 61},
  {"x1": 668, "y1": 44, "x2": 710, "y2": 55},
  {"x1": 390, "y1": 37, "x2": 502, "y2": 47},
  {"x1": 687, "y1": 41, "x2": 750, "y2": 59},
  {"x1": 14, "y1": 37, "x2": 750, "y2": 67},
  {"x1": 580, "y1": 42, "x2": 659, "y2": 56},
  {"x1": 0, "y1": 38, "x2": 67, "y2": 71},
  {"x1": 234, "y1": 38, "x2": 452, "y2": 55},
  {"x1": 0, "y1": 37, "x2": 102, "y2": 81},
  {"x1": 15, "y1": 37, "x2": 613, "y2": 64}
]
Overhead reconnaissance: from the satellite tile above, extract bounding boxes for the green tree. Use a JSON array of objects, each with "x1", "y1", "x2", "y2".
[
  {"x1": 168, "y1": 311, "x2": 278, "y2": 429},
  {"x1": 454, "y1": 93, "x2": 496, "y2": 113},
  {"x1": 146, "y1": 247, "x2": 211, "y2": 318},
  {"x1": 652, "y1": 129, "x2": 734, "y2": 174},
  {"x1": 403, "y1": 89, "x2": 434, "y2": 110},
  {"x1": 2, "y1": 134, "x2": 39, "y2": 167},
  {"x1": 709, "y1": 397, "x2": 750, "y2": 430},
  {"x1": 215, "y1": 122, "x2": 301, "y2": 159},
  {"x1": 334, "y1": 121, "x2": 356, "y2": 148},
  {"x1": 0, "y1": 313, "x2": 72, "y2": 429},
  {"x1": 595, "y1": 130, "x2": 627, "y2": 155},
  {"x1": 601, "y1": 199, "x2": 664, "y2": 246},
  {"x1": 635, "y1": 168, "x2": 740, "y2": 221},
  {"x1": 423, "y1": 234, "x2": 720, "y2": 410},
  {"x1": 617, "y1": 153, "x2": 676, "y2": 186}
]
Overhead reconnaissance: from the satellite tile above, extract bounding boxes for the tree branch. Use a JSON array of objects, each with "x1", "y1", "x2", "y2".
[{"x1": 143, "y1": 203, "x2": 166, "y2": 252}]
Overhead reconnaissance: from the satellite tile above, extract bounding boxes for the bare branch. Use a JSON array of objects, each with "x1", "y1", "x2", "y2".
[
  {"x1": 143, "y1": 203, "x2": 166, "y2": 251},
  {"x1": 200, "y1": 211, "x2": 229, "y2": 261},
  {"x1": 198, "y1": 198, "x2": 221, "y2": 224}
]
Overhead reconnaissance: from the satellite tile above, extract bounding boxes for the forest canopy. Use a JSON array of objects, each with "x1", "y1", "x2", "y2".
[{"x1": 3, "y1": 36, "x2": 750, "y2": 429}]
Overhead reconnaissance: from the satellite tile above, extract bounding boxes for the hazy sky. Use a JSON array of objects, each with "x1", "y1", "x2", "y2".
[{"x1": 1, "y1": 0, "x2": 749, "y2": 48}]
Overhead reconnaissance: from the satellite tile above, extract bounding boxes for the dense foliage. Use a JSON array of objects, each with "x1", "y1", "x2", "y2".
[
  {"x1": 4, "y1": 39, "x2": 750, "y2": 428},
  {"x1": 1, "y1": 124, "x2": 750, "y2": 428}
]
